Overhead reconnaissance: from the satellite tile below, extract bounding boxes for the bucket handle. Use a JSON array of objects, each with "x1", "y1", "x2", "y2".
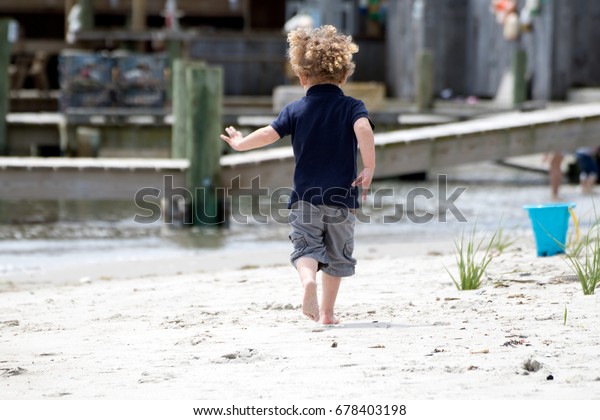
[{"x1": 568, "y1": 207, "x2": 580, "y2": 244}]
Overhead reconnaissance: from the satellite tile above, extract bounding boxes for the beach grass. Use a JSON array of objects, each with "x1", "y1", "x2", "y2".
[
  {"x1": 492, "y1": 226, "x2": 517, "y2": 254},
  {"x1": 564, "y1": 223, "x2": 600, "y2": 295},
  {"x1": 446, "y1": 224, "x2": 497, "y2": 291},
  {"x1": 566, "y1": 208, "x2": 585, "y2": 258},
  {"x1": 567, "y1": 229, "x2": 587, "y2": 259}
]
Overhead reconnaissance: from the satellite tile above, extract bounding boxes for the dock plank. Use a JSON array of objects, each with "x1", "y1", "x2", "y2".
[
  {"x1": 220, "y1": 103, "x2": 600, "y2": 191},
  {"x1": 2, "y1": 103, "x2": 600, "y2": 199}
]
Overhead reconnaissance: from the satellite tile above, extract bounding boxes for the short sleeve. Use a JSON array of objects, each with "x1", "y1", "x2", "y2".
[
  {"x1": 351, "y1": 99, "x2": 374, "y2": 130},
  {"x1": 271, "y1": 106, "x2": 291, "y2": 138}
]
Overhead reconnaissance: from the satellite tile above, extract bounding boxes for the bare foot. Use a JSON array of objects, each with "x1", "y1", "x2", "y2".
[
  {"x1": 320, "y1": 312, "x2": 340, "y2": 325},
  {"x1": 302, "y1": 280, "x2": 320, "y2": 322}
]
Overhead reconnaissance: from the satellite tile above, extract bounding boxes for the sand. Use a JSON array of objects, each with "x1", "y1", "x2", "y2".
[{"x1": 1, "y1": 236, "x2": 600, "y2": 401}]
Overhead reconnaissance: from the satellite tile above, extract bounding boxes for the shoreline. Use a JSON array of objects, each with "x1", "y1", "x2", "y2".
[{"x1": 0, "y1": 235, "x2": 456, "y2": 292}]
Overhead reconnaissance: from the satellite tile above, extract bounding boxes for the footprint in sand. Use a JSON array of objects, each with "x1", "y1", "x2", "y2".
[
  {"x1": 211, "y1": 349, "x2": 259, "y2": 364},
  {"x1": 42, "y1": 392, "x2": 72, "y2": 398},
  {"x1": 138, "y1": 371, "x2": 176, "y2": 384},
  {"x1": 1, "y1": 367, "x2": 27, "y2": 377},
  {"x1": 263, "y1": 303, "x2": 300, "y2": 310}
]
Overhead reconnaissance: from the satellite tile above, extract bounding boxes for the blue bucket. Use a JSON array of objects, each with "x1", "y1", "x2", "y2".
[{"x1": 523, "y1": 203, "x2": 575, "y2": 257}]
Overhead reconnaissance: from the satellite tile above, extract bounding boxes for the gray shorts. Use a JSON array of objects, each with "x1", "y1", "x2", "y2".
[{"x1": 288, "y1": 201, "x2": 357, "y2": 277}]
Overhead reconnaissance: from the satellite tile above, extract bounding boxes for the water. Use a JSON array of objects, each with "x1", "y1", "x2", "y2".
[{"x1": 1, "y1": 161, "x2": 598, "y2": 283}]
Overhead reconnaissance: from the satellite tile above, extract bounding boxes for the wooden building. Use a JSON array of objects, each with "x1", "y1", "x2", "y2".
[
  {"x1": 1, "y1": 0, "x2": 288, "y2": 94},
  {"x1": 2, "y1": 0, "x2": 600, "y2": 99},
  {"x1": 387, "y1": 0, "x2": 600, "y2": 101},
  {"x1": 1, "y1": 0, "x2": 385, "y2": 96}
]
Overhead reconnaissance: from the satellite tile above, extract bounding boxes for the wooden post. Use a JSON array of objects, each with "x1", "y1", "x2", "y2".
[
  {"x1": 186, "y1": 63, "x2": 224, "y2": 226},
  {"x1": 415, "y1": 49, "x2": 434, "y2": 111},
  {"x1": 167, "y1": 58, "x2": 189, "y2": 225},
  {"x1": 512, "y1": 48, "x2": 527, "y2": 106},
  {"x1": 165, "y1": 40, "x2": 183, "y2": 104},
  {"x1": 131, "y1": 0, "x2": 147, "y2": 31},
  {"x1": 131, "y1": 0, "x2": 147, "y2": 51},
  {"x1": 0, "y1": 20, "x2": 11, "y2": 155},
  {"x1": 171, "y1": 59, "x2": 188, "y2": 159},
  {"x1": 78, "y1": 0, "x2": 94, "y2": 31},
  {"x1": 242, "y1": 0, "x2": 252, "y2": 33},
  {"x1": 172, "y1": 60, "x2": 224, "y2": 226}
]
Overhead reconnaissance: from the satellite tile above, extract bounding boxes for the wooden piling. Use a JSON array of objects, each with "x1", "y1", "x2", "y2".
[
  {"x1": 172, "y1": 60, "x2": 224, "y2": 226},
  {"x1": 0, "y1": 19, "x2": 11, "y2": 155},
  {"x1": 131, "y1": 0, "x2": 147, "y2": 32},
  {"x1": 78, "y1": 0, "x2": 94, "y2": 31},
  {"x1": 165, "y1": 40, "x2": 183, "y2": 104},
  {"x1": 186, "y1": 63, "x2": 224, "y2": 226},
  {"x1": 171, "y1": 59, "x2": 188, "y2": 160},
  {"x1": 416, "y1": 49, "x2": 434, "y2": 111},
  {"x1": 512, "y1": 48, "x2": 527, "y2": 106},
  {"x1": 131, "y1": 0, "x2": 147, "y2": 52}
]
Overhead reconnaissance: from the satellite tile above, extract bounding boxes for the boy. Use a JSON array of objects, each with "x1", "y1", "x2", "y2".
[{"x1": 220, "y1": 25, "x2": 375, "y2": 324}]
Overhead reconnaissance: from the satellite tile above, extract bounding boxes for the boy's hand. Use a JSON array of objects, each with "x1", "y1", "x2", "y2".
[
  {"x1": 220, "y1": 125, "x2": 280, "y2": 152},
  {"x1": 220, "y1": 126, "x2": 243, "y2": 150},
  {"x1": 352, "y1": 168, "x2": 374, "y2": 201}
]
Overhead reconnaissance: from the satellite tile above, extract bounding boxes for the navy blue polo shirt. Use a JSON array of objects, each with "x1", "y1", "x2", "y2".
[{"x1": 271, "y1": 84, "x2": 372, "y2": 209}]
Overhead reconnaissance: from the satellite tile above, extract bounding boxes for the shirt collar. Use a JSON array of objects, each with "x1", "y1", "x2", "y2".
[{"x1": 306, "y1": 84, "x2": 343, "y2": 96}]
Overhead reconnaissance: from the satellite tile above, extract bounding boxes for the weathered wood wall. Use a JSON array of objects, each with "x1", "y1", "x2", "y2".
[
  {"x1": 188, "y1": 33, "x2": 385, "y2": 96},
  {"x1": 465, "y1": 0, "x2": 600, "y2": 100},
  {"x1": 1, "y1": 0, "x2": 248, "y2": 15},
  {"x1": 189, "y1": 34, "x2": 287, "y2": 96},
  {"x1": 386, "y1": 0, "x2": 415, "y2": 99},
  {"x1": 570, "y1": 0, "x2": 600, "y2": 89},
  {"x1": 386, "y1": 0, "x2": 470, "y2": 99},
  {"x1": 465, "y1": 0, "x2": 513, "y2": 98},
  {"x1": 387, "y1": 0, "x2": 600, "y2": 101}
]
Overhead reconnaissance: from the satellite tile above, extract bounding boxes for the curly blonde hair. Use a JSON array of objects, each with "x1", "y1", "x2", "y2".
[{"x1": 287, "y1": 25, "x2": 358, "y2": 84}]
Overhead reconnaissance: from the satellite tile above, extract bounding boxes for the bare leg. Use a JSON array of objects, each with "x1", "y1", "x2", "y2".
[
  {"x1": 295, "y1": 257, "x2": 320, "y2": 322},
  {"x1": 588, "y1": 175, "x2": 597, "y2": 194},
  {"x1": 549, "y1": 153, "x2": 563, "y2": 200},
  {"x1": 583, "y1": 175, "x2": 596, "y2": 195},
  {"x1": 320, "y1": 272, "x2": 341, "y2": 325}
]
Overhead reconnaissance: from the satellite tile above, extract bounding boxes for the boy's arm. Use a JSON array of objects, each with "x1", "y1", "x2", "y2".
[
  {"x1": 220, "y1": 125, "x2": 280, "y2": 151},
  {"x1": 352, "y1": 117, "x2": 376, "y2": 201}
]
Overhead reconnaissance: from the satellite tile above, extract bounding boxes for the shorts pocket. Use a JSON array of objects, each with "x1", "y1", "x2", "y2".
[
  {"x1": 289, "y1": 232, "x2": 308, "y2": 253},
  {"x1": 346, "y1": 209, "x2": 357, "y2": 223},
  {"x1": 343, "y1": 238, "x2": 355, "y2": 260}
]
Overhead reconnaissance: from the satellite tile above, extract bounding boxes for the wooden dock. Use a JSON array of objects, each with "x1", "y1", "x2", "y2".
[
  {"x1": 221, "y1": 103, "x2": 600, "y2": 191},
  {"x1": 1, "y1": 103, "x2": 600, "y2": 200},
  {"x1": 0, "y1": 157, "x2": 187, "y2": 200}
]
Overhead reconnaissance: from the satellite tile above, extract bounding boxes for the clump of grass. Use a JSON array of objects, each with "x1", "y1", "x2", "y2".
[
  {"x1": 567, "y1": 229, "x2": 586, "y2": 259},
  {"x1": 566, "y1": 208, "x2": 585, "y2": 258},
  {"x1": 492, "y1": 226, "x2": 517, "y2": 254},
  {"x1": 446, "y1": 225, "x2": 497, "y2": 291},
  {"x1": 563, "y1": 222, "x2": 600, "y2": 295}
]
